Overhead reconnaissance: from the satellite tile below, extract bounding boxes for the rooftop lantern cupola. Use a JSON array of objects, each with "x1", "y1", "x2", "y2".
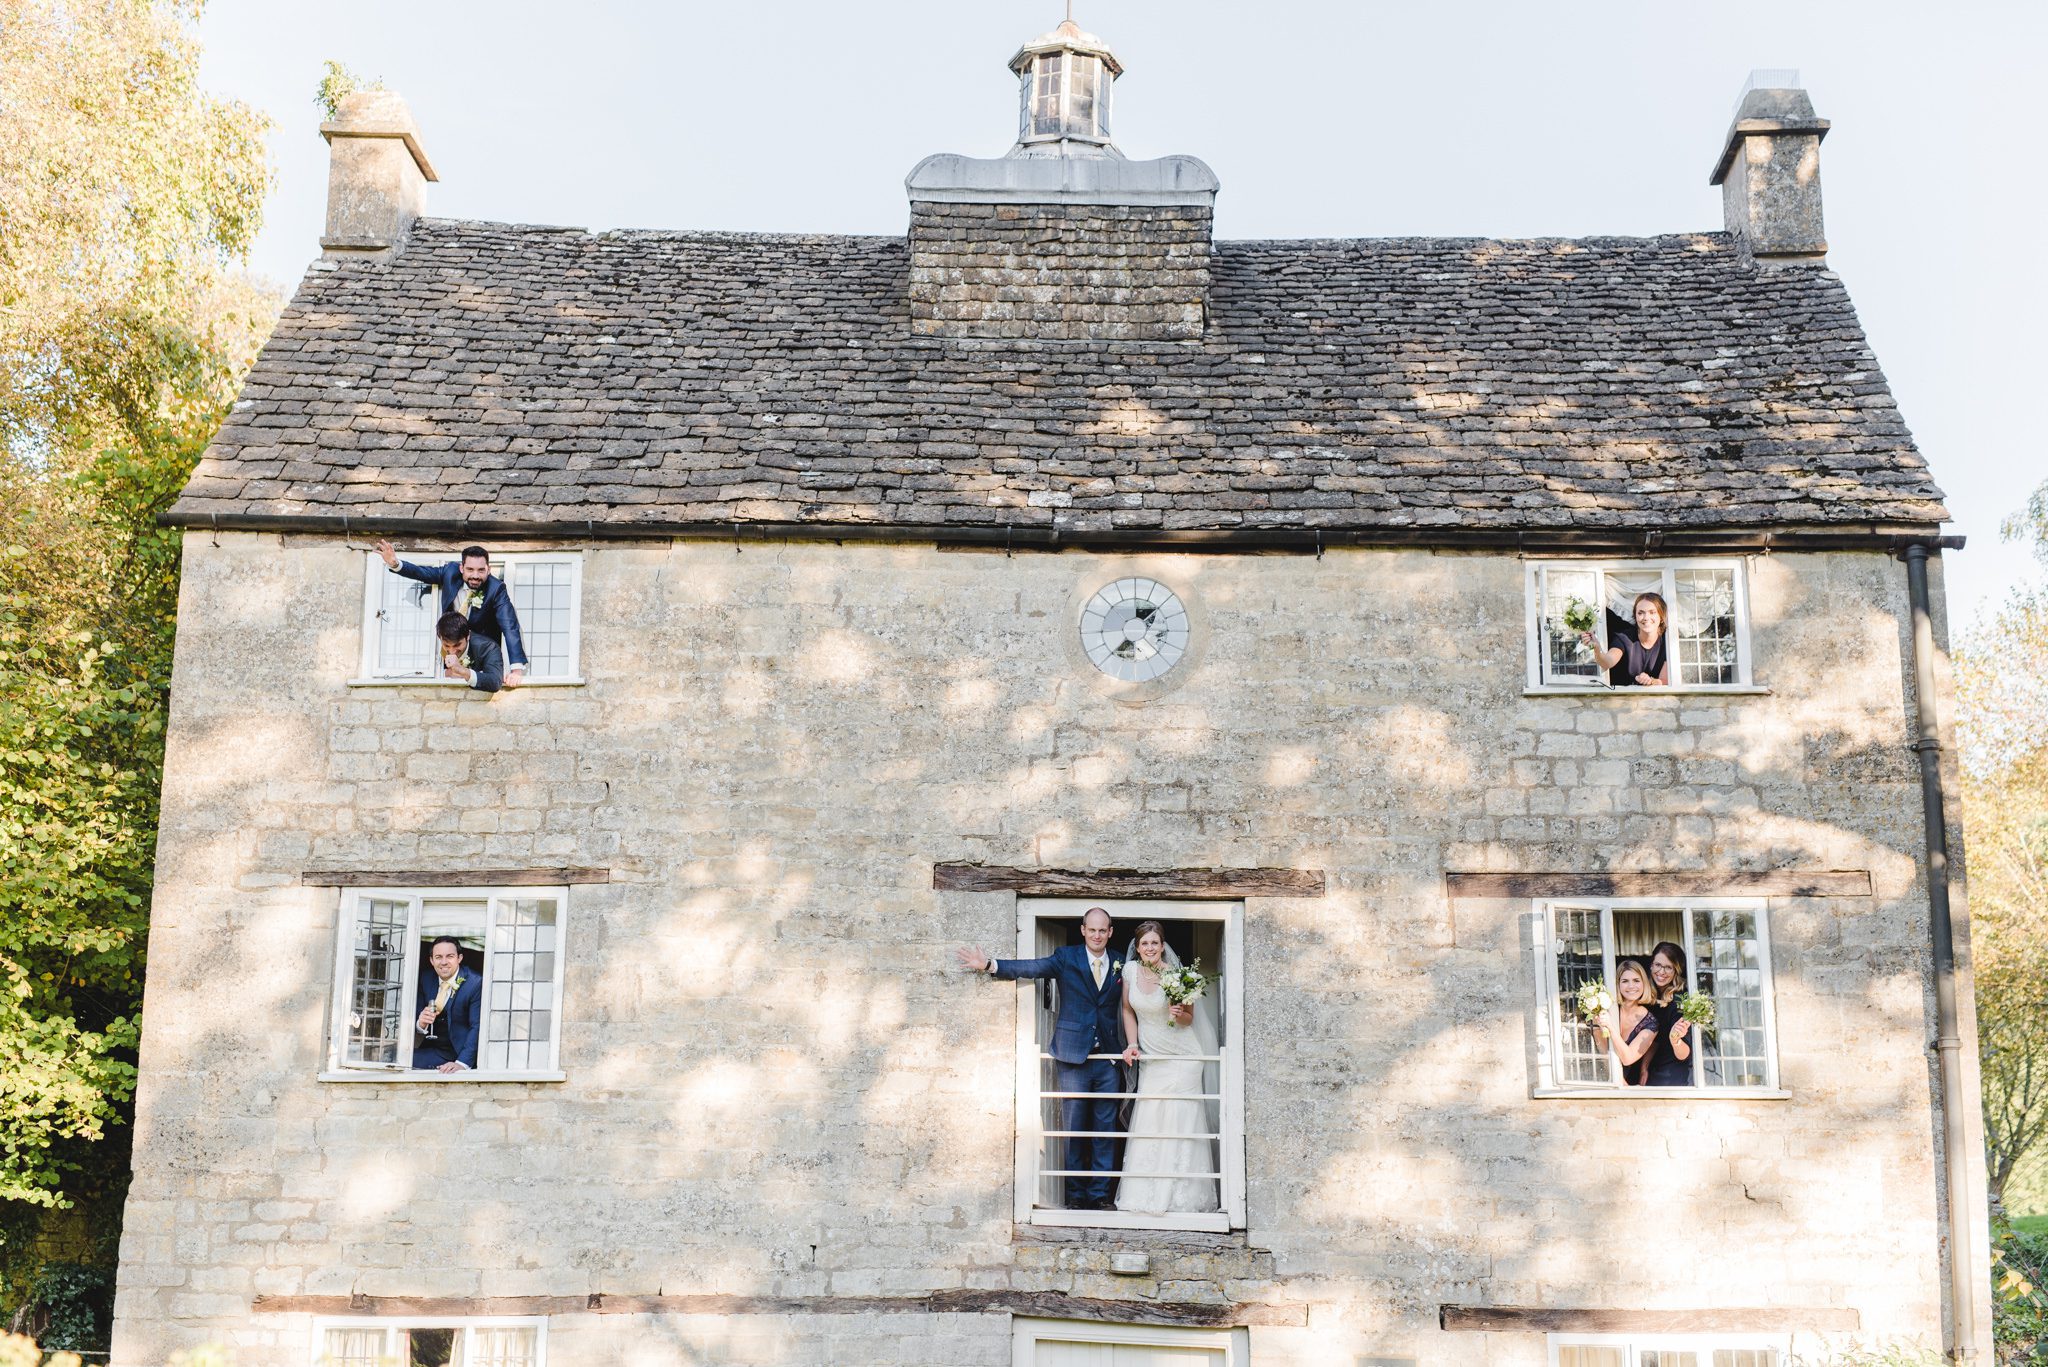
[{"x1": 1010, "y1": 17, "x2": 1121, "y2": 155}]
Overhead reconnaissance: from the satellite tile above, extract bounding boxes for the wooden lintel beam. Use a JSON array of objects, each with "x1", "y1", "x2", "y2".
[
  {"x1": 300, "y1": 868, "x2": 611, "y2": 888},
  {"x1": 1441, "y1": 1306, "x2": 1862, "y2": 1333},
  {"x1": 250, "y1": 1290, "x2": 1307, "y2": 1327},
  {"x1": 932, "y1": 864, "x2": 1325, "y2": 899},
  {"x1": 1443, "y1": 870, "x2": 1871, "y2": 900}
]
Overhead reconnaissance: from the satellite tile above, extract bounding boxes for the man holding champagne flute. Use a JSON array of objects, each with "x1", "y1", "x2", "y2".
[{"x1": 414, "y1": 936, "x2": 481, "y2": 1073}]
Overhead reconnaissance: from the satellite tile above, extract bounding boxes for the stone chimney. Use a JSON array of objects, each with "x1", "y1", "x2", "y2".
[
  {"x1": 905, "y1": 18, "x2": 1219, "y2": 341},
  {"x1": 320, "y1": 90, "x2": 438, "y2": 258},
  {"x1": 1710, "y1": 70, "x2": 1830, "y2": 266}
]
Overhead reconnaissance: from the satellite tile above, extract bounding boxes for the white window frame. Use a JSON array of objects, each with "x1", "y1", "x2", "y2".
[
  {"x1": 1549, "y1": 1332, "x2": 1789, "y2": 1367},
  {"x1": 323, "y1": 885, "x2": 569, "y2": 1083},
  {"x1": 1013, "y1": 1317, "x2": 1249, "y2": 1366},
  {"x1": 1014, "y1": 897, "x2": 1246, "y2": 1235},
  {"x1": 353, "y1": 549, "x2": 585, "y2": 687},
  {"x1": 312, "y1": 1316, "x2": 548, "y2": 1367},
  {"x1": 1524, "y1": 558, "x2": 1759, "y2": 694},
  {"x1": 1531, "y1": 897, "x2": 1786, "y2": 1099}
]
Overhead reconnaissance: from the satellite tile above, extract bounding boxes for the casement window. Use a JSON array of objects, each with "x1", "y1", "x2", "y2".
[
  {"x1": 1553, "y1": 1335, "x2": 1785, "y2": 1367},
  {"x1": 1013, "y1": 1318, "x2": 1248, "y2": 1366},
  {"x1": 326, "y1": 887, "x2": 567, "y2": 1082},
  {"x1": 1526, "y1": 559, "x2": 1753, "y2": 690},
  {"x1": 356, "y1": 550, "x2": 584, "y2": 684},
  {"x1": 1534, "y1": 898, "x2": 1780, "y2": 1095},
  {"x1": 314, "y1": 1317, "x2": 546, "y2": 1367},
  {"x1": 1013, "y1": 898, "x2": 1246, "y2": 1234}
]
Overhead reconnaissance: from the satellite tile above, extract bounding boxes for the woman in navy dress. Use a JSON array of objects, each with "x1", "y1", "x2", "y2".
[
  {"x1": 1580, "y1": 591, "x2": 1671, "y2": 687},
  {"x1": 1593, "y1": 958, "x2": 1660, "y2": 1087},
  {"x1": 1643, "y1": 940, "x2": 1696, "y2": 1086}
]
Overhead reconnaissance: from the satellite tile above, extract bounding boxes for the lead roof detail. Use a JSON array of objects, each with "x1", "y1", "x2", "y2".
[{"x1": 169, "y1": 218, "x2": 1948, "y2": 538}]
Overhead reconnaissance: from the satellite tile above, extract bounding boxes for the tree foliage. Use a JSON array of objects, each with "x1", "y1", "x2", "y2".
[
  {"x1": 0, "y1": 0, "x2": 278, "y2": 1257},
  {"x1": 1962, "y1": 478, "x2": 2048, "y2": 1212}
]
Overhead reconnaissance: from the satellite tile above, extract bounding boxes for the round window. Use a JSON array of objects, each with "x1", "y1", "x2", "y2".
[{"x1": 1079, "y1": 577, "x2": 1190, "y2": 682}]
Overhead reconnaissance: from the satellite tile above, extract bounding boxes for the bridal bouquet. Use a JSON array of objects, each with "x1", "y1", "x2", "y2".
[
  {"x1": 1574, "y1": 979, "x2": 1614, "y2": 1022},
  {"x1": 1158, "y1": 960, "x2": 1218, "y2": 1024},
  {"x1": 1562, "y1": 597, "x2": 1599, "y2": 635},
  {"x1": 1679, "y1": 991, "x2": 1717, "y2": 1035}
]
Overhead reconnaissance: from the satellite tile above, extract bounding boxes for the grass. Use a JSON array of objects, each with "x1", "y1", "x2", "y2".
[{"x1": 2013, "y1": 1214, "x2": 2048, "y2": 1238}]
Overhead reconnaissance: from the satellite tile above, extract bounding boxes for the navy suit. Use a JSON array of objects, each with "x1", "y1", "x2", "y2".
[
  {"x1": 414, "y1": 966, "x2": 482, "y2": 1070},
  {"x1": 448, "y1": 633, "x2": 506, "y2": 694},
  {"x1": 390, "y1": 559, "x2": 530, "y2": 669},
  {"x1": 995, "y1": 944, "x2": 1127, "y2": 1207}
]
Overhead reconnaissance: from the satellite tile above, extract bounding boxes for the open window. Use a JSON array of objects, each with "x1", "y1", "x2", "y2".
[
  {"x1": 1553, "y1": 1336, "x2": 1785, "y2": 1367},
  {"x1": 1013, "y1": 898, "x2": 1245, "y2": 1234},
  {"x1": 1014, "y1": 1318, "x2": 1248, "y2": 1366},
  {"x1": 1535, "y1": 898, "x2": 1780, "y2": 1095},
  {"x1": 314, "y1": 1317, "x2": 546, "y2": 1366},
  {"x1": 326, "y1": 887, "x2": 567, "y2": 1082},
  {"x1": 357, "y1": 550, "x2": 583, "y2": 684},
  {"x1": 1527, "y1": 559, "x2": 1752, "y2": 690}
]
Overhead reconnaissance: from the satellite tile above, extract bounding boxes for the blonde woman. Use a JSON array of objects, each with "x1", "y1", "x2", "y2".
[{"x1": 1593, "y1": 958, "x2": 1660, "y2": 1087}]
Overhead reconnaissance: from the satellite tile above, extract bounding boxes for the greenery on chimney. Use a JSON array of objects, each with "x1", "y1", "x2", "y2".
[{"x1": 316, "y1": 60, "x2": 384, "y2": 121}]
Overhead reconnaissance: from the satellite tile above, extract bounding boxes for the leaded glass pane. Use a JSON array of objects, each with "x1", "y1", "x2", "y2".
[
  {"x1": 1068, "y1": 56, "x2": 1097, "y2": 135},
  {"x1": 467, "y1": 1327, "x2": 540, "y2": 1367},
  {"x1": 504, "y1": 560, "x2": 575, "y2": 680},
  {"x1": 347, "y1": 899, "x2": 410, "y2": 1066},
  {"x1": 322, "y1": 1327, "x2": 389, "y2": 1367},
  {"x1": 1553, "y1": 906, "x2": 1613, "y2": 1084},
  {"x1": 373, "y1": 563, "x2": 439, "y2": 678},
  {"x1": 1672, "y1": 567, "x2": 1740, "y2": 685},
  {"x1": 1713, "y1": 1351, "x2": 1778, "y2": 1367},
  {"x1": 406, "y1": 1326, "x2": 457, "y2": 1367},
  {"x1": 1032, "y1": 53, "x2": 1064, "y2": 136},
  {"x1": 1558, "y1": 1348, "x2": 1625, "y2": 1367},
  {"x1": 484, "y1": 899, "x2": 559, "y2": 1071},
  {"x1": 1540, "y1": 568, "x2": 1602, "y2": 684},
  {"x1": 1643, "y1": 1352, "x2": 1701, "y2": 1367},
  {"x1": 1694, "y1": 909, "x2": 1771, "y2": 1088}
]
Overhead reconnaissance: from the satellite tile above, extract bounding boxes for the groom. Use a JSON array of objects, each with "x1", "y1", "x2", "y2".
[{"x1": 958, "y1": 907, "x2": 1126, "y2": 1210}]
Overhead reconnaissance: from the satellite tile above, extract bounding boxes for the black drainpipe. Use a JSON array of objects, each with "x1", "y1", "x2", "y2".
[{"x1": 1904, "y1": 541, "x2": 1978, "y2": 1360}]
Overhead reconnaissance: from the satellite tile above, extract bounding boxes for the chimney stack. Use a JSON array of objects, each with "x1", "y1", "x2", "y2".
[
  {"x1": 321, "y1": 90, "x2": 438, "y2": 258},
  {"x1": 905, "y1": 19, "x2": 1218, "y2": 342},
  {"x1": 1710, "y1": 70, "x2": 1830, "y2": 266}
]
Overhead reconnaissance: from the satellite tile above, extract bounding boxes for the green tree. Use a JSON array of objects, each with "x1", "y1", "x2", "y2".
[
  {"x1": 0, "y1": 0, "x2": 280, "y2": 1314},
  {"x1": 1962, "y1": 478, "x2": 2048, "y2": 1214}
]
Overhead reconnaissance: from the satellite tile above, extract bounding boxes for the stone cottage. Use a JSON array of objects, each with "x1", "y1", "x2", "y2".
[{"x1": 110, "y1": 20, "x2": 1991, "y2": 1367}]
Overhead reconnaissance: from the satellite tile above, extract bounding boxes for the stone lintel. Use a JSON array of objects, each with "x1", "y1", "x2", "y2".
[
  {"x1": 1444, "y1": 869, "x2": 1872, "y2": 899},
  {"x1": 1443, "y1": 1305, "x2": 1861, "y2": 1333},
  {"x1": 253, "y1": 1290, "x2": 1308, "y2": 1328},
  {"x1": 933, "y1": 864, "x2": 1325, "y2": 899},
  {"x1": 300, "y1": 867, "x2": 610, "y2": 887}
]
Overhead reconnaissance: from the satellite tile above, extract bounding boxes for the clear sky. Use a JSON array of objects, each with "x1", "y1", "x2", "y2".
[{"x1": 198, "y1": 0, "x2": 2047, "y2": 626}]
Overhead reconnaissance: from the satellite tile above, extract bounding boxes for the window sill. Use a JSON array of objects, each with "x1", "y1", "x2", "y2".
[
  {"x1": 318, "y1": 1070, "x2": 567, "y2": 1084},
  {"x1": 1530, "y1": 1086, "x2": 1790, "y2": 1100},
  {"x1": 1523, "y1": 685, "x2": 1770, "y2": 698},
  {"x1": 1027, "y1": 1209, "x2": 1232, "y2": 1234},
  {"x1": 345, "y1": 677, "x2": 586, "y2": 689}
]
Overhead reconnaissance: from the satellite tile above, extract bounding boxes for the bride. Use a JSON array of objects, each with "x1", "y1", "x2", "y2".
[{"x1": 1115, "y1": 921, "x2": 1221, "y2": 1215}]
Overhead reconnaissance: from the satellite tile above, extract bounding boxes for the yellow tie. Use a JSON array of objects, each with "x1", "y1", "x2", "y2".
[{"x1": 1092, "y1": 956, "x2": 1105, "y2": 989}]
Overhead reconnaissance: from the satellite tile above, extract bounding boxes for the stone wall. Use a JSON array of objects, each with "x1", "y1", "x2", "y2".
[
  {"x1": 907, "y1": 201, "x2": 1210, "y2": 341},
  {"x1": 110, "y1": 535, "x2": 1986, "y2": 1365}
]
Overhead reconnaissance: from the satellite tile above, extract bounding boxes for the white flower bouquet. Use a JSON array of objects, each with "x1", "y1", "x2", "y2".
[
  {"x1": 1562, "y1": 597, "x2": 1599, "y2": 636},
  {"x1": 1679, "y1": 991, "x2": 1717, "y2": 1035},
  {"x1": 1157, "y1": 960, "x2": 1218, "y2": 1025},
  {"x1": 1574, "y1": 978, "x2": 1615, "y2": 1022}
]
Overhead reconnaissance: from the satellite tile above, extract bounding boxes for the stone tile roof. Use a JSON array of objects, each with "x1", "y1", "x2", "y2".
[{"x1": 170, "y1": 219, "x2": 1949, "y2": 539}]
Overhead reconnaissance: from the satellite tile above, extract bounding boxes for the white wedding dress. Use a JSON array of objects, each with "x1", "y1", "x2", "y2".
[{"x1": 1115, "y1": 968, "x2": 1221, "y2": 1215}]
